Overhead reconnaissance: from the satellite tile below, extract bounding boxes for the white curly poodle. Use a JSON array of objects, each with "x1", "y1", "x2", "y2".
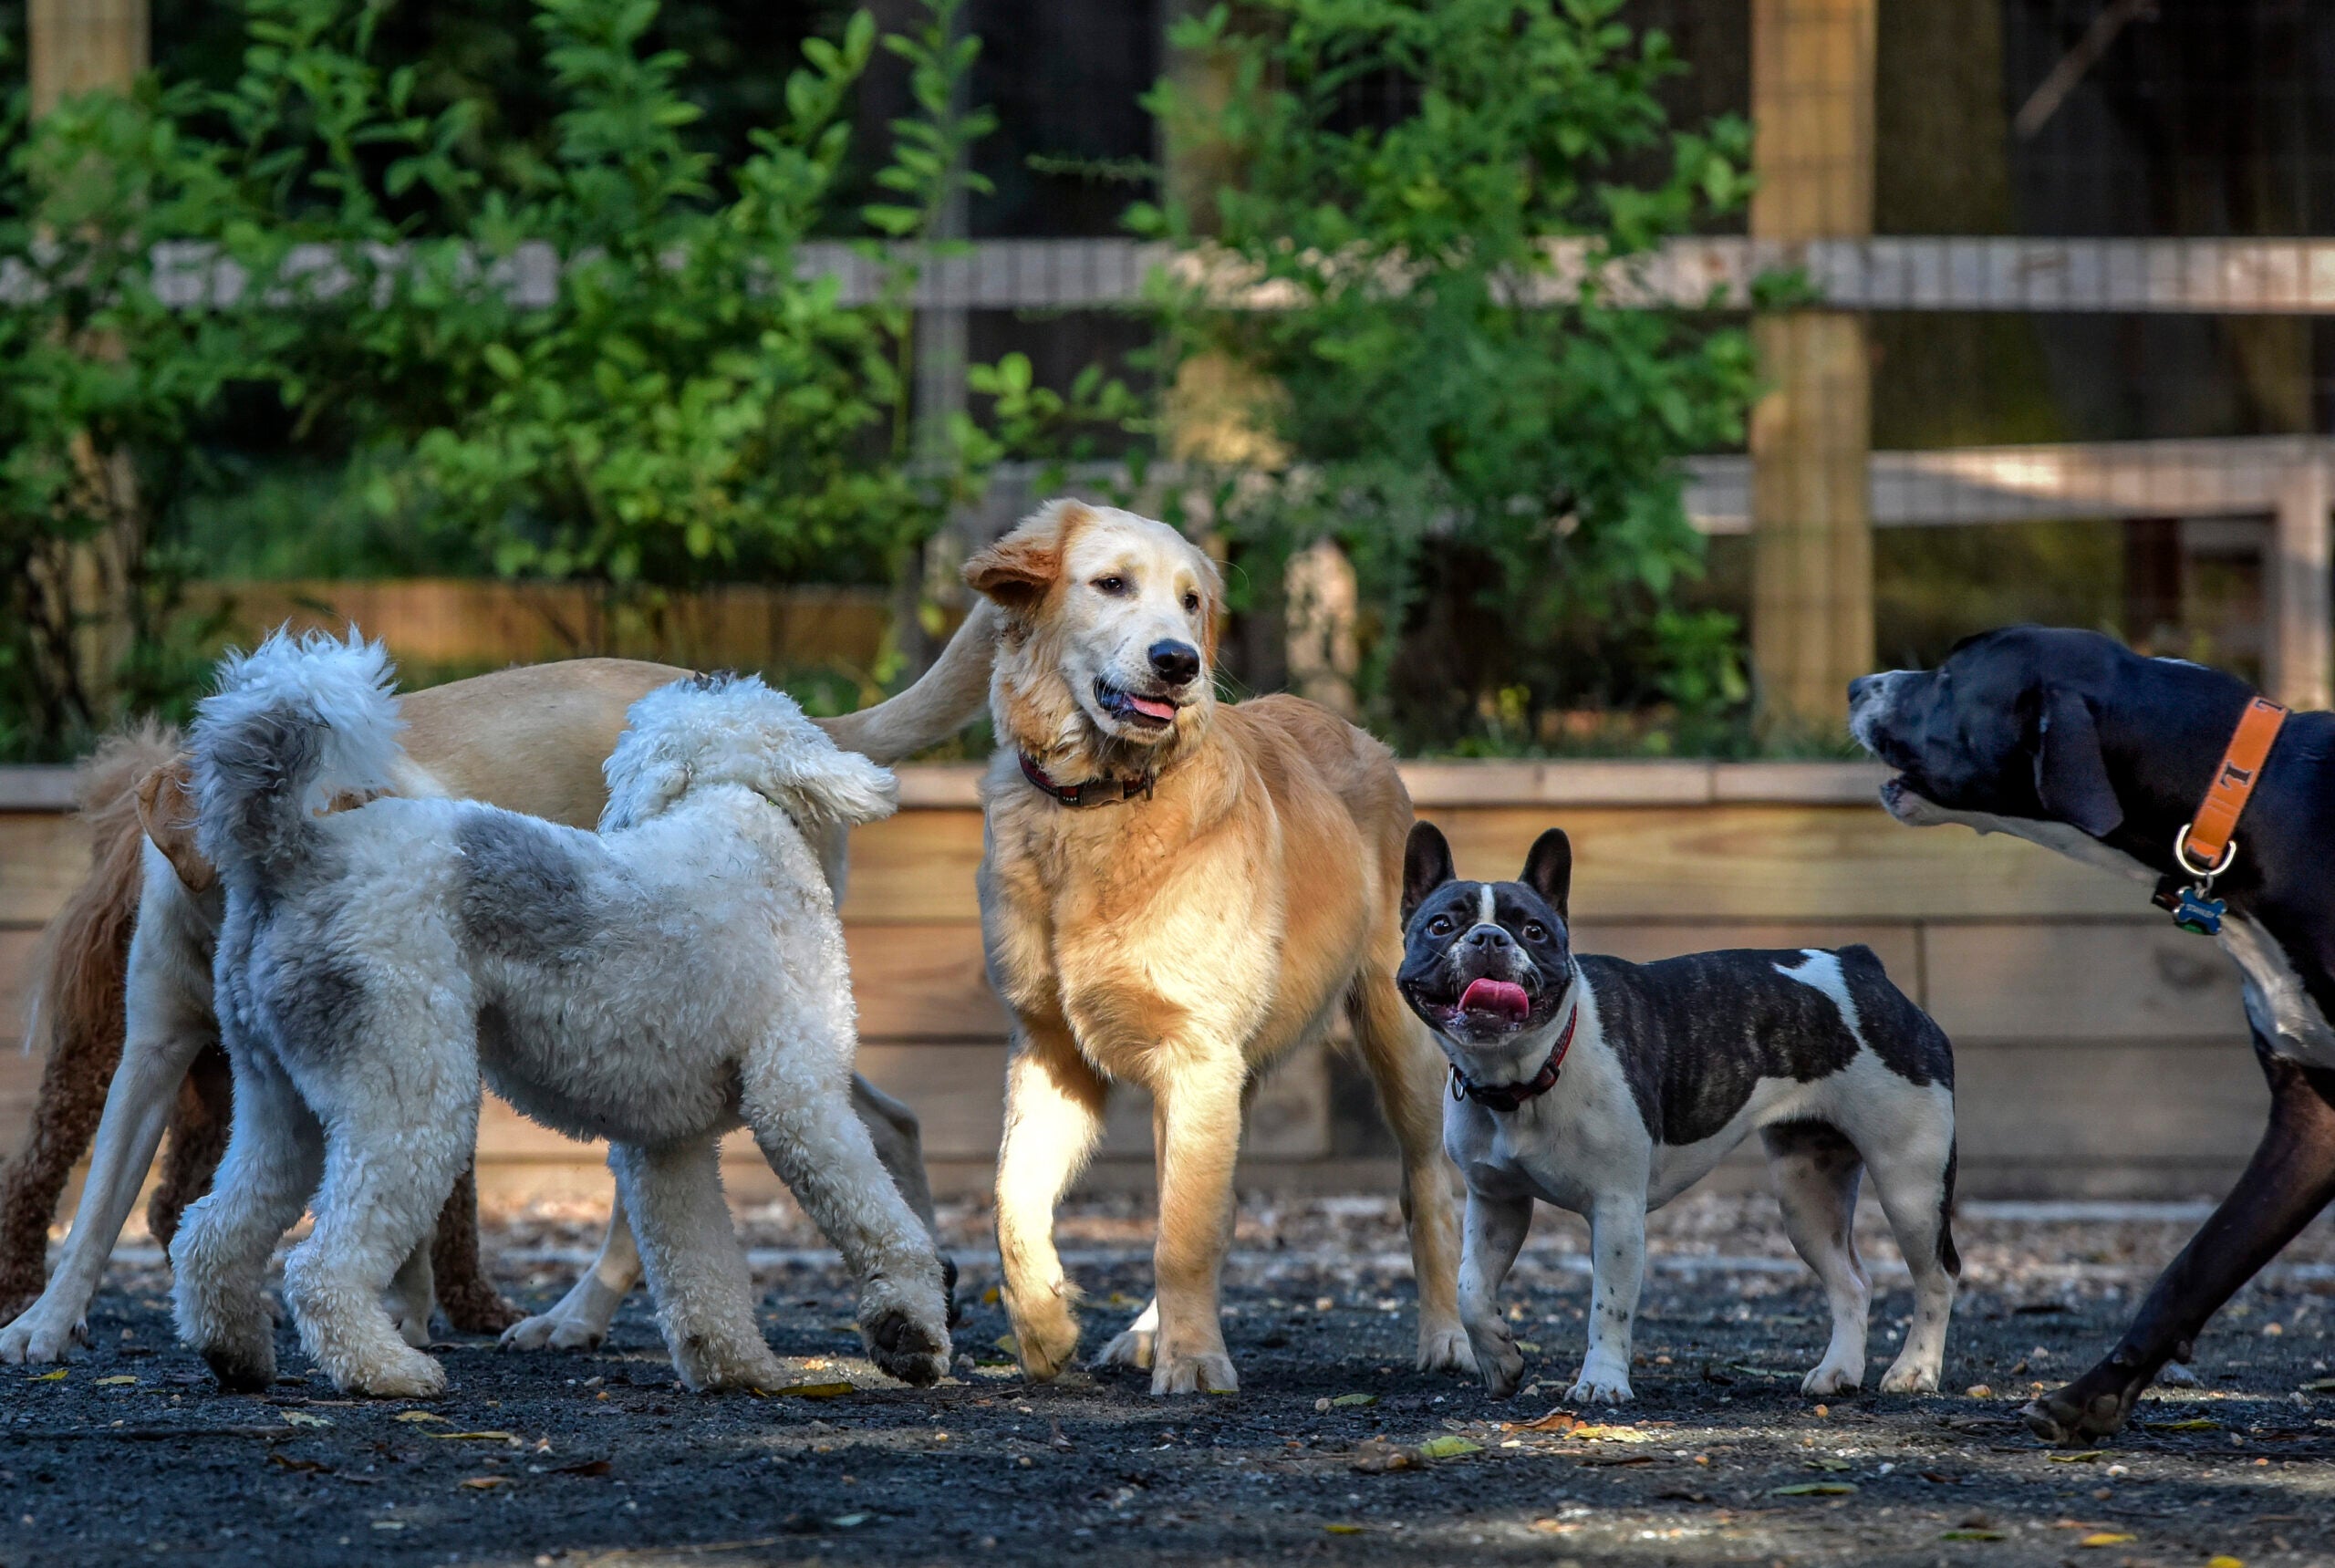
[{"x1": 171, "y1": 629, "x2": 950, "y2": 1398}]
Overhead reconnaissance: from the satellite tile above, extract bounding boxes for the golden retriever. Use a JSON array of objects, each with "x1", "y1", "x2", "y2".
[{"x1": 965, "y1": 500, "x2": 1468, "y2": 1394}]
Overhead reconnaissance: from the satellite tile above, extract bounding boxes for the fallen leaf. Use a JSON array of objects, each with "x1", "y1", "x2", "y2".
[
  {"x1": 1330, "y1": 1393, "x2": 1377, "y2": 1408},
  {"x1": 831, "y1": 1514, "x2": 869, "y2": 1528},
  {"x1": 2206, "y1": 1557, "x2": 2245, "y2": 1568},
  {"x1": 369, "y1": 1521, "x2": 406, "y2": 1532},
  {"x1": 268, "y1": 1454, "x2": 332, "y2": 1474},
  {"x1": 992, "y1": 1334, "x2": 1019, "y2": 1355},
  {"x1": 1963, "y1": 1384, "x2": 1993, "y2": 1398},
  {"x1": 1521, "y1": 1408, "x2": 1580, "y2": 1432},
  {"x1": 552, "y1": 1459, "x2": 612, "y2": 1477},
  {"x1": 394, "y1": 1411, "x2": 450, "y2": 1425},
  {"x1": 1939, "y1": 1530, "x2": 2005, "y2": 1542},
  {"x1": 2048, "y1": 1450, "x2": 2104, "y2": 1464},
  {"x1": 1771, "y1": 1482, "x2": 1857, "y2": 1496},
  {"x1": 1415, "y1": 1435, "x2": 1483, "y2": 1461},
  {"x1": 94, "y1": 1375, "x2": 137, "y2": 1386},
  {"x1": 1323, "y1": 1523, "x2": 1365, "y2": 1535},
  {"x1": 28, "y1": 1369, "x2": 66, "y2": 1383},
  {"x1": 280, "y1": 1410, "x2": 334, "y2": 1428},
  {"x1": 428, "y1": 1430, "x2": 517, "y2": 1442},
  {"x1": 981, "y1": 1286, "x2": 1002, "y2": 1306},
  {"x1": 1570, "y1": 1424, "x2": 1658, "y2": 1444},
  {"x1": 2143, "y1": 1417, "x2": 2220, "y2": 1433},
  {"x1": 2299, "y1": 1377, "x2": 2335, "y2": 1393},
  {"x1": 771, "y1": 1382, "x2": 856, "y2": 1400},
  {"x1": 1514, "y1": 1341, "x2": 1541, "y2": 1353},
  {"x1": 1810, "y1": 1458, "x2": 1853, "y2": 1471},
  {"x1": 2078, "y1": 1532, "x2": 2136, "y2": 1547},
  {"x1": 458, "y1": 1476, "x2": 509, "y2": 1491}
]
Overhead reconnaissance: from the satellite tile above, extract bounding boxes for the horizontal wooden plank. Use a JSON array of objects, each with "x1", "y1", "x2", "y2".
[
  {"x1": 1427, "y1": 806, "x2": 2142, "y2": 922},
  {"x1": 1923, "y1": 923, "x2": 2249, "y2": 1044},
  {"x1": 0, "y1": 815, "x2": 90, "y2": 929},
  {"x1": 1954, "y1": 1039, "x2": 2268, "y2": 1165},
  {"x1": 846, "y1": 924, "x2": 1006, "y2": 1041}
]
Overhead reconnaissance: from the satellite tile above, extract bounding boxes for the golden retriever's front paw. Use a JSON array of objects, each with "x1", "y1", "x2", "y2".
[
  {"x1": 1151, "y1": 1349, "x2": 1237, "y2": 1396},
  {"x1": 1417, "y1": 1319, "x2": 1476, "y2": 1376},
  {"x1": 1005, "y1": 1287, "x2": 1082, "y2": 1383}
]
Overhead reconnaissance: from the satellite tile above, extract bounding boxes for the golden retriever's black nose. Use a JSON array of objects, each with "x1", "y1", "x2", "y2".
[{"x1": 1148, "y1": 640, "x2": 1201, "y2": 685}]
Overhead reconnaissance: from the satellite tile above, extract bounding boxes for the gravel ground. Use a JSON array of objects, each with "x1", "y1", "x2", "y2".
[{"x1": 4, "y1": 1192, "x2": 2332, "y2": 1568}]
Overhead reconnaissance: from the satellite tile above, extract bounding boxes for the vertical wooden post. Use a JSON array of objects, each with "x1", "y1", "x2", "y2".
[
  {"x1": 30, "y1": 0, "x2": 150, "y2": 728},
  {"x1": 1749, "y1": 0, "x2": 1876, "y2": 737},
  {"x1": 29, "y1": 0, "x2": 148, "y2": 117},
  {"x1": 2269, "y1": 448, "x2": 2331, "y2": 711}
]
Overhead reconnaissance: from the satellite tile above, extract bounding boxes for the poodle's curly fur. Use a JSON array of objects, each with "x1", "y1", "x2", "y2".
[{"x1": 172, "y1": 631, "x2": 950, "y2": 1397}]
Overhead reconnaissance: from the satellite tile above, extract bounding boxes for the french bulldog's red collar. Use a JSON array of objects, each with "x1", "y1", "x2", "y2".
[{"x1": 1450, "y1": 995, "x2": 1580, "y2": 1113}]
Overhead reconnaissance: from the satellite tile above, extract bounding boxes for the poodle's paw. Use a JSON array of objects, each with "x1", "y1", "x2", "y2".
[
  {"x1": 337, "y1": 1345, "x2": 447, "y2": 1401},
  {"x1": 0, "y1": 1303, "x2": 89, "y2": 1366},
  {"x1": 389, "y1": 1296, "x2": 434, "y2": 1350},
  {"x1": 1151, "y1": 1349, "x2": 1238, "y2": 1397},
  {"x1": 1418, "y1": 1318, "x2": 1478, "y2": 1376},
  {"x1": 671, "y1": 1335, "x2": 788, "y2": 1396},
  {"x1": 1877, "y1": 1358, "x2": 1941, "y2": 1395},
  {"x1": 499, "y1": 1304, "x2": 608, "y2": 1354},
  {"x1": 859, "y1": 1276, "x2": 950, "y2": 1388},
  {"x1": 1567, "y1": 1360, "x2": 1634, "y2": 1406},
  {"x1": 1462, "y1": 1321, "x2": 1523, "y2": 1398},
  {"x1": 1004, "y1": 1282, "x2": 1082, "y2": 1384},
  {"x1": 1095, "y1": 1299, "x2": 1159, "y2": 1372},
  {"x1": 1801, "y1": 1358, "x2": 1864, "y2": 1397}
]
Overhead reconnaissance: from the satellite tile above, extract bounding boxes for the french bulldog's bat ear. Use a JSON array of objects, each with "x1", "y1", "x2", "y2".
[
  {"x1": 2034, "y1": 687, "x2": 2123, "y2": 839},
  {"x1": 1402, "y1": 821, "x2": 1456, "y2": 925},
  {"x1": 1520, "y1": 827, "x2": 1572, "y2": 925}
]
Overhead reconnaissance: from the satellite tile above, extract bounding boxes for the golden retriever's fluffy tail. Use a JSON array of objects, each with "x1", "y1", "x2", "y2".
[
  {"x1": 815, "y1": 597, "x2": 999, "y2": 764},
  {"x1": 19, "y1": 722, "x2": 182, "y2": 1063}
]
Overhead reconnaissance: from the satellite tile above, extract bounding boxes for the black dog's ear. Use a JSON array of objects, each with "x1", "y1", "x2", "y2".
[
  {"x1": 1520, "y1": 828, "x2": 1572, "y2": 925},
  {"x1": 1402, "y1": 821, "x2": 1457, "y2": 925},
  {"x1": 2034, "y1": 687, "x2": 2123, "y2": 838}
]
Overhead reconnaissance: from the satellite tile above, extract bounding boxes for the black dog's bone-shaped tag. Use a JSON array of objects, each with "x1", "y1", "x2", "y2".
[{"x1": 2153, "y1": 873, "x2": 2225, "y2": 937}]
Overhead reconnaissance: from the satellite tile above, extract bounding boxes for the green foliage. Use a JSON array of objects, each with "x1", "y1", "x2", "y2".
[
  {"x1": 0, "y1": 0, "x2": 1119, "y2": 758},
  {"x1": 1136, "y1": 0, "x2": 1759, "y2": 752}
]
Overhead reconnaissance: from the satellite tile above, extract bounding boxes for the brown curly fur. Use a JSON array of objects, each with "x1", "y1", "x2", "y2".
[
  {"x1": 0, "y1": 725, "x2": 515, "y2": 1330},
  {"x1": 0, "y1": 722, "x2": 179, "y2": 1322}
]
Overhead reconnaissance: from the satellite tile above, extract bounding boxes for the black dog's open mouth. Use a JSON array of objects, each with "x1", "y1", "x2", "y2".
[{"x1": 1095, "y1": 678, "x2": 1179, "y2": 731}]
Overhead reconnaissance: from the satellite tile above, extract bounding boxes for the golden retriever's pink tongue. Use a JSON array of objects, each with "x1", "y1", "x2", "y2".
[
  {"x1": 1459, "y1": 978, "x2": 1531, "y2": 1022},
  {"x1": 1128, "y1": 694, "x2": 1178, "y2": 721}
]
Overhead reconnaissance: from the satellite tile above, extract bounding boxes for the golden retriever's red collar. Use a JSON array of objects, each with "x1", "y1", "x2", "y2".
[
  {"x1": 1450, "y1": 998, "x2": 1580, "y2": 1113},
  {"x1": 1018, "y1": 752, "x2": 1155, "y2": 807}
]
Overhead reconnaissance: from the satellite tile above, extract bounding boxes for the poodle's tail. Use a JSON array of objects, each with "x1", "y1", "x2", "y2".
[{"x1": 190, "y1": 628, "x2": 404, "y2": 885}]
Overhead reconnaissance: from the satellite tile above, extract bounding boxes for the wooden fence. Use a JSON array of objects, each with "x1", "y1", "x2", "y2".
[
  {"x1": 183, "y1": 580, "x2": 898, "y2": 679},
  {"x1": 0, "y1": 759, "x2": 2268, "y2": 1208}
]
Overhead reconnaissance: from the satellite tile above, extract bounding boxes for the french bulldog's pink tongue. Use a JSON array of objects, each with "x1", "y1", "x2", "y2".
[
  {"x1": 1459, "y1": 978, "x2": 1531, "y2": 1021},
  {"x1": 1129, "y1": 694, "x2": 1178, "y2": 721}
]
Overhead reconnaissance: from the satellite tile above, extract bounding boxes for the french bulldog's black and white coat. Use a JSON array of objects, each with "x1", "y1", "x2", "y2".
[
  {"x1": 1397, "y1": 824, "x2": 1961, "y2": 1404},
  {"x1": 1852, "y1": 625, "x2": 2335, "y2": 1447}
]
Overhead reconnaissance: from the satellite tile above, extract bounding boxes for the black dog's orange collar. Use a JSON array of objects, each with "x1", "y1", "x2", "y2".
[
  {"x1": 1019, "y1": 753, "x2": 1154, "y2": 808},
  {"x1": 2175, "y1": 695, "x2": 2288, "y2": 878},
  {"x1": 1451, "y1": 996, "x2": 1580, "y2": 1113}
]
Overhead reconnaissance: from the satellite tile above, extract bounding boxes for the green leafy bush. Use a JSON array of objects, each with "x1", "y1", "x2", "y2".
[{"x1": 1136, "y1": 0, "x2": 1759, "y2": 753}]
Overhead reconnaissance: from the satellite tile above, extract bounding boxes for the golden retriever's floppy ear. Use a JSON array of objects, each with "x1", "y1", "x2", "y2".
[
  {"x1": 134, "y1": 758, "x2": 216, "y2": 893},
  {"x1": 963, "y1": 499, "x2": 1091, "y2": 612}
]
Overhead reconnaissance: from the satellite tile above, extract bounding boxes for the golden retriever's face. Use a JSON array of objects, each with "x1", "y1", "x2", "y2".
[{"x1": 964, "y1": 501, "x2": 1219, "y2": 759}]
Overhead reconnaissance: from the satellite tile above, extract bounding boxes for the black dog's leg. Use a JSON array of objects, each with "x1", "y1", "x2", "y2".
[{"x1": 2023, "y1": 1047, "x2": 2335, "y2": 1446}]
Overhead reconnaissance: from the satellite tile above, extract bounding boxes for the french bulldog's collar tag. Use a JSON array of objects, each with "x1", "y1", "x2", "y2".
[
  {"x1": 1451, "y1": 999, "x2": 1580, "y2": 1114},
  {"x1": 2153, "y1": 695, "x2": 2286, "y2": 939}
]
